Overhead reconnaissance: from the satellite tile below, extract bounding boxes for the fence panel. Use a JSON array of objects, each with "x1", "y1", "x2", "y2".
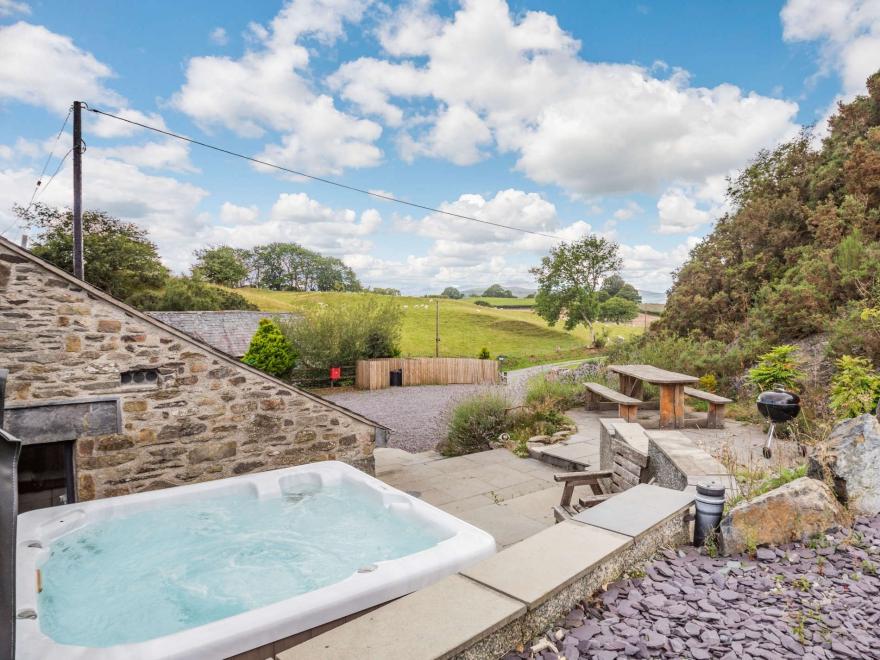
[{"x1": 355, "y1": 357, "x2": 500, "y2": 390}]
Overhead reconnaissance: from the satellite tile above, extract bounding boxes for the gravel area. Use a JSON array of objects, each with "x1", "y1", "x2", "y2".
[
  {"x1": 506, "y1": 515, "x2": 880, "y2": 660},
  {"x1": 323, "y1": 363, "x2": 569, "y2": 452}
]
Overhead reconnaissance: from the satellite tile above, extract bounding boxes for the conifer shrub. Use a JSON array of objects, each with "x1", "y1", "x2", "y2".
[{"x1": 242, "y1": 318, "x2": 297, "y2": 378}]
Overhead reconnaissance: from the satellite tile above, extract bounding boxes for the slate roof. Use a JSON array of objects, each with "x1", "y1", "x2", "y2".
[{"x1": 147, "y1": 311, "x2": 299, "y2": 358}]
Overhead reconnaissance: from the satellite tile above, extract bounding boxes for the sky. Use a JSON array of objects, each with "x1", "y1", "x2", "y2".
[{"x1": 0, "y1": 0, "x2": 878, "y2": 296}]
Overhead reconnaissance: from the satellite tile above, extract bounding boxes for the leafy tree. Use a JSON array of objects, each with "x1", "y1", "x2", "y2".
[
  {"x1": 482, "y1": 283, "x2": 514, "y2": 298},
  {"x1": 129, "y1": 275, "x2": 257, "y2": 311},
  {"x1": 245, "y1": 242, "x2": 361, "y2": 292},
  {"x1": 599, "y1": 296, "x2": 639, "y2": 323},
  {"x1": 600, "y1": 274, "x2": 641, "y2": 303},
  {"x1": 18, "y1": 203, "x2": 169, "y2": 302},
  {"x1": 193, "y1": 246, "x2": 248, "y2": 287},
  {"x1": 441, "y1": 286, "x2": 464, "y2": 299},
  {"x1": 530, "y1": 235, "x2": 623, "y2": 342},
  {"x1": 242, "y1": 318, "x2": 297, "y2": 378},
  {"x1": 371, "y1": 287, "x2": 401, "y2": 296}
]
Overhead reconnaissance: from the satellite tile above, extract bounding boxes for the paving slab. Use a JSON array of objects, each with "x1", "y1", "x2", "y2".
[
  {"x1": 278, "y1": 574, "x2": 525, "y2": 660},
  {"x1": 572, "y1": 484, "x2": 694, "y2": 538},
  {"x1": 455, "y1": 504, "x2": 549, "y2": 548},
  {"x1": 461, "y1": 521, "x2": 630, "y2": 608},
  {"x1": 647, "y1": 429, "x2": 728, "y2": 475}
]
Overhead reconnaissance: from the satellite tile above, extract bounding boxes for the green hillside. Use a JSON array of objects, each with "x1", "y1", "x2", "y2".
[{"x1": 232, "y1": 289, "x2": 642, "y2": 366}]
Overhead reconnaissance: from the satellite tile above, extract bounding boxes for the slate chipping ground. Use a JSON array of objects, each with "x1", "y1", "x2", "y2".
[{"x1": 504, "y1": 515, "x2": 880, "y2": 660}]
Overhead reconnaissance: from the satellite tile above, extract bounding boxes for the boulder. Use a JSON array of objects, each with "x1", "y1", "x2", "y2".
[
  {"x1": 808, "y1": 414, "x2": 880, "y2": 515},
  {"x1": 719, "y1": 477, "x2": 844, "y2": 555}
]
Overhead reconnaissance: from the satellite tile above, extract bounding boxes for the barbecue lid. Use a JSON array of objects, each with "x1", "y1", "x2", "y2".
[{"x1": 756, "y1": 389, "x2": 800, "y2": 405}]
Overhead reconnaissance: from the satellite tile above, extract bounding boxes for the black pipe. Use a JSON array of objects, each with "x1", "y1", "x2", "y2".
[{"x1": 0, "y1": 368, "x2": 21, "y2": 660}]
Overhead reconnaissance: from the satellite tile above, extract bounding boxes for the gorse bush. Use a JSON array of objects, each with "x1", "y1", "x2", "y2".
[
  {"x1": 441, "y1": 392, "x2": 510, "y2": 456},
  {"x1": 242, "y1": 318, "x2": 297, "y2": 378},
  {"x1": 281, "y1": 296, "x2": 402, "y2": 368},
  {"x1": 748, "y1": 344, "x2": 804, "y2": 392},
  {"x1": 829, "y1": 355, "x2": 880, "y2": 418}
]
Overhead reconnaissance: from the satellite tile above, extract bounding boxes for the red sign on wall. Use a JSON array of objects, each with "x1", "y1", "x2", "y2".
[{"x1": 329, "y1": 366, "x2": 341, "y2": 382}]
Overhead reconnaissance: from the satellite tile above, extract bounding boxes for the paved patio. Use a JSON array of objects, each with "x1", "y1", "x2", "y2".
[{"x1": 376, "y1": 447, "x2": 594, "y2": 548}]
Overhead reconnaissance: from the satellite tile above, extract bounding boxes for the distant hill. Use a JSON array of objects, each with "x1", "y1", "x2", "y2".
[
  {"x1": 638, "y1": 290, "x2": 666, "y2": 304},
  {"x1": 460, "y1": 285, "x2": 535, "y2": 298}
]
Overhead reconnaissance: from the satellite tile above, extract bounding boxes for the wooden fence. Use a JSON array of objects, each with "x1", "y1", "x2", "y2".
[{"x1": 355, "y1": 358, "x2": 500, "y2": 390}]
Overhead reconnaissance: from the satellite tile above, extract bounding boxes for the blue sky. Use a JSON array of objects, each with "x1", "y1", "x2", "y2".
[{"x1": 0, "y1": 0, "x2": 877, "y2": 295}]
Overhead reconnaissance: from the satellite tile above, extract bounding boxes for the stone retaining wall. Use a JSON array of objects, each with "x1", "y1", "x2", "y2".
[{"x1": 0, "y1": 238, "x2": 379, "y2": 501}]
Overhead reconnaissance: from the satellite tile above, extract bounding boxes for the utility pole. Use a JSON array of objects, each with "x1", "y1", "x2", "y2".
[
  {"x1": 72, "y1": 101, "x2": 84, "y2": 280},
  {"x1": 435, "y1": 299, "x2": 440, "y2": 357}
]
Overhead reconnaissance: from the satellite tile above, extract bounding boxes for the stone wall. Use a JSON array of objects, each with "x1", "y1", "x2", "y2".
[{"x1": 0, "y1": 239, "x2": 378, "y2": 501}]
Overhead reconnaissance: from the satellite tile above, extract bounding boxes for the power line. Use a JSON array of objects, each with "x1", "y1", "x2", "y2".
[
  {"x1": 1, "y1": 110, "x2": 73, "y2": 238},
  {"x1": 88, "y1": 106, "x2": 562, "y2": 241}
]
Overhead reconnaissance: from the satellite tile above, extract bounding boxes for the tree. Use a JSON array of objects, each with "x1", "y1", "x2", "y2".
[
  {"x1": 601, "y1": 273, "x2": 641, "y2": 303},
  {"x1": 483, "y1": 283, "x2": 514, "y2": 298},
  {"x1": 247, "y1": 242, "x2": 361, "y2": 292},
  {"x1": 441, "y1": 286, "x2": 464, "y2": 299},
  {"x1": 193, "y1": 246, "x2": 248, "y2": 287},
  {"x1": 530, "y1": 235, "x2": 623, "y2": 342},
  {"x1": 599, "y1": 296, "x2": 639, "y2": 323},
  {"x1": 18, "y1": 203, "x2": 169, "y2": 302},
  {"x1": 242, "y1": 318, "x2": 297, "y2": 378},
  {"x1": 371, "y1": 287, "x2": 401, "y2": 296},
  {"x1": 129, "y1": 275, "x2": 257, "y2": 311}
]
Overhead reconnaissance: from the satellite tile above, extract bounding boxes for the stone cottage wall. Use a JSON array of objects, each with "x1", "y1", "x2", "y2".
[{"x1": 0, "y1": 241, "x2": 377, "y2": 501}]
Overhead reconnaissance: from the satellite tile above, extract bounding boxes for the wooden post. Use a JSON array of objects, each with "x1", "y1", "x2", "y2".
[
  {"x1": 435, "y1": 299, "x2": 440, "y2": 357},
  {"x1": 72, "y1": 101, "x2": 84, "y2": 280},
  {"x1": 659, "y1": 384, "x2": 675, "y2": 428}
]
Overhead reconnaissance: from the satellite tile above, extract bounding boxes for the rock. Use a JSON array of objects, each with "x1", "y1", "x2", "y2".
[
  {"x1": 719, "y1": 477, "x2": 844, "y2": 555},
  {"x1": 809, "y1": 414, "x2": 880, "y2": 515},
  {"x1": 528, "y1": 435, "x2": 552, "y2": 444}
]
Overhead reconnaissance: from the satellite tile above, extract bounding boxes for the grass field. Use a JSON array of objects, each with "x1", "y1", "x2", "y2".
[{"x1": 232, "y1": 289, "x2": 644, "y2": 368}]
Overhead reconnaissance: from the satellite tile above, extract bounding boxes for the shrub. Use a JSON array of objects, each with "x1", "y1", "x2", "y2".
[
  {"x1": 474, "y1": 300, "x2": 491, "y2": 307},
  {"x1": 606, "y1": 332, "x2": 753, "y2": 394},
  {"x1": 829, "y1": 355, "x2": 880, "y2": 418},
  {"x1": 698, "y1": 373, "x2": 718, "y2": 392},
  {"x1": 441, "y1": 392, "x2": 510, "y2": 456},
  {"x1": 242, "y1": 318, "x2": 297, "y2": 378},
  {"x1": 592, "y1": 329, "x2": 609, "y2": 349},
  {"x1": 281, "y1": 296, "x2": 402, "y2": 368},
  {"x1": 478, "y1": 347, "x2": 491, "y2": 359},
  {"x1": 524, "y1": 375, "x2": 583, "y2": 412},
  {"x1": 748, "y1": 344, "x2": 804, "y2": 392}
]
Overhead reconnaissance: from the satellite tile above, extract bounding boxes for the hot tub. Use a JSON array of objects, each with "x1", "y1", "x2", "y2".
[{"x1": 16, "y1": 461, "x2": 496, "y2": 659}]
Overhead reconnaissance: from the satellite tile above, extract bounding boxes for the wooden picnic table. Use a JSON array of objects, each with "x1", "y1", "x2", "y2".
[{"x1": 607, "y1": 364, "x2": 699, "y2": 429}]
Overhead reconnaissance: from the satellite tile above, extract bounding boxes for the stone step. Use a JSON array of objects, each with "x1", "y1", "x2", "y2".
[{"x1": 526, "y1": 443, "x2": 591, "y2": 472}]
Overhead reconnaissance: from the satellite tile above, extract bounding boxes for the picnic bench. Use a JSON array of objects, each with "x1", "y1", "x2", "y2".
[
  {"x1": 584, "y1": 382, "x2": 641, "y2": 422},
  {"x1": 553, "y1": 434, "x2": 650, "y2": 522},
  {"x1": 607, "y1": 364, "x2": 699, "y2": 429},
  {"x1": 683, "y1": 387, "x2": 732, "y2": 429}
]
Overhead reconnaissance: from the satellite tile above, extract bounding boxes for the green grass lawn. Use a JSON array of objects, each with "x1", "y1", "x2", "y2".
[
  {"x1": 467, "y1": 296, "x2": 535, "y2": 307},
  {"x1": 232, "y1": 289, "x2": 643, "y2": 367}
]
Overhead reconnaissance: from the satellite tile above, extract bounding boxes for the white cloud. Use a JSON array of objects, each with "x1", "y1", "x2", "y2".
[
  {"x1": 199, "y1": 192, "x2": 382, "y2": 257},
  {"x1": 101, "y1": 139, "x2": 196, "y2": 173},
  {"x1": 656, "y1": 188, "x2": 711, "y2": 234},
  {"x1": 331, "y1": 0, "x2": 799, "y2": 199},
  {"x1": 619, "y1": 238, "x2": 700, "y2": 292},
  {"x1": 0, "y1": 0, "x2": 29, "y2": 16},
  {"x1": 219, "y1": 202, "x2": 259, "y2": 224},
  {"x1": 209, "y1": 27, "x2": 228, "y2": 45},
  {"x1": 782, "y1": 0, "x2": 880, "y2": 97},
  {"x1": 172, "y1": 0, "x2": 382, "y2": 175},
  {"x1": 0, "y1": 22, "x2": 124, "y2": 114},
  {"x1": 613, "y1": 201, "x2": 643, "y2": 221}
]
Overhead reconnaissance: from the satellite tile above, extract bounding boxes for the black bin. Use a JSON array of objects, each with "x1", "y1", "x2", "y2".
[{"x1": 389, "y1": 369, "x2": 403, "y2": 387}]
